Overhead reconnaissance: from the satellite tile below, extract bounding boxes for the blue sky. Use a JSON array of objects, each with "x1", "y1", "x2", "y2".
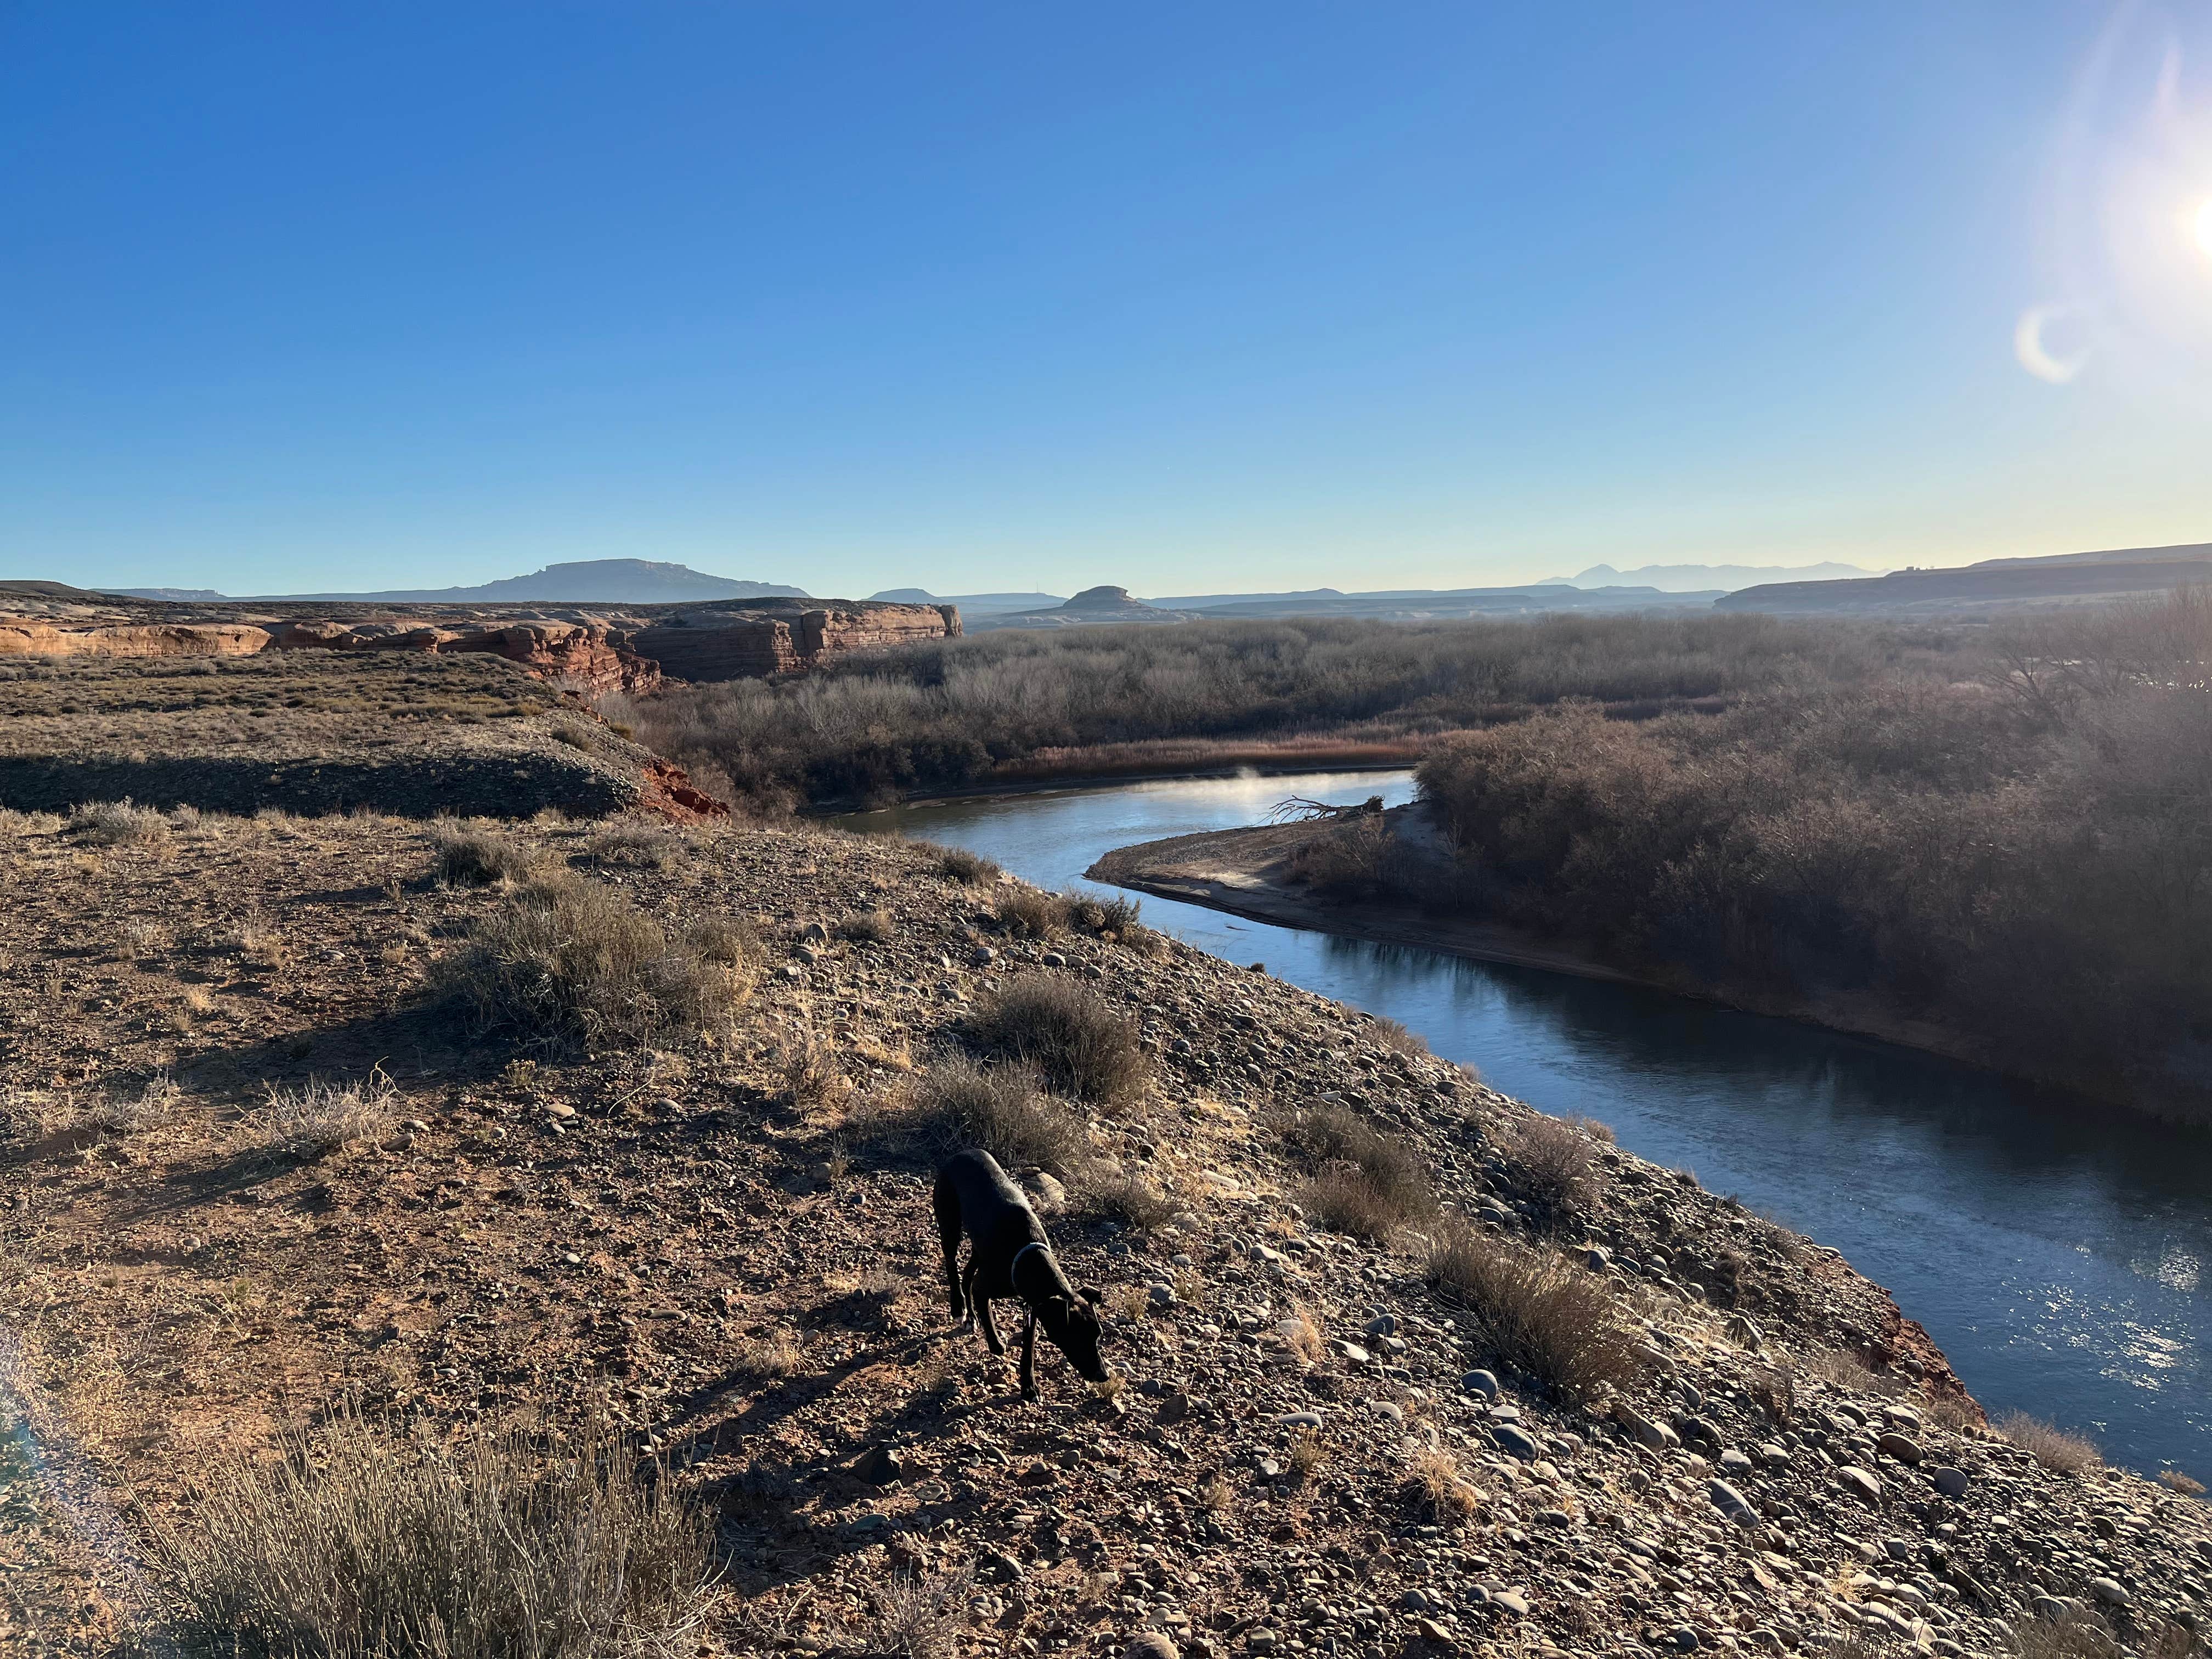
[{"x1": 4, "y1": 3, "x2": 2210, "y2": 598}]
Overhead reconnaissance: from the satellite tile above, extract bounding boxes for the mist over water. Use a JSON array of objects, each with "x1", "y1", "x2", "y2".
[{"x1": 840, "y1": 769, "x2": 2212, "y2": 1479}]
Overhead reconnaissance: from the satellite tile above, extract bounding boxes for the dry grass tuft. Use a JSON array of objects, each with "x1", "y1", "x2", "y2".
[
  {"x1": 968, "y1": 977, "x2": 1149, "y2": 1107},
  {"x1": 432, "y1": 825, "x2": 539, "y2": 887},
  {"x1": 434, "y1": 874, "x2": 744, "y2": 1048},
  {"x1": 1285, "y1": 1107, "x2": 1432, "y2": 1240},
  {"x1": 685, "y1": 914, "x2": 763, "y2": 969},
  {"x1": 907, "y1": 1058, "x2": 1088, "y2": 1177},
  {"x1": 782, "y1": 1037, "x2": 851, "y2": 1116},
  {"x1": 1078, "y1": 1165, "x2": 1178, "y2": 1231},
  {"x1": 67, "y1": 797, "x2": 171, "y2": 847},
  {"x1": 82, "y1": 1074, "x2": 184, "y2": 1137},
  {"x1": 2157, "y1": 1469, "x2": 2206, "y2": 1496},
  {"x1": 1406, "y1": 1446, "x2": 1481, "y2": 1517},
  {"x1": 932, "y1": 845, "x2": 1001, "y2": 886},
  {"x1": 1502, "y1": 1113, "x2": 1601, "y2": 1223},
  {"x1": 1278, "y1": 1303, "x2": 1325, "y2": 1364},
  {"x1": 583, "y1": 822, "x2": 679, "y2": 870},
  {"x1": 1425, "y1": 1223, "x2": 1651, "y2": 1401},
  {"x1": 1996, "y1": 1411, "x2": 2103, "y2": 1476},
  {"x1": 2011, "y1": 1608, "x2": 2126, "y2": 1659},
  {"x1": 871, "y1": 1562, "x2": 974, "y2": 1659},
  {"x1": 837, "y1": 907, "x2": 895, "y2": 944},
  {"x1": 1285, "y1": 1426, "x2": 1327, "y2": 1479},
  {"x1": 729, "y1": 1331, "x2": 802, "y2": 1381},
  {"x1": 1370, "y1": 1015, "x2": 1429, "y2": 1057},
  {"x1": 995, "y1": 887, "x2": 1068, "y2": 940},
  {"x1": 256, "y1": 1074, "x2": 396, "y2": 1159},
  {"x1": 146, "y1": 1406, "x2": 714, "y2": 1659}
]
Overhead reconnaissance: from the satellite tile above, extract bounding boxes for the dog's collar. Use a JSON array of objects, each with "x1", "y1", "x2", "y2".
[{"x1": 1009, "y1": 1240, "x2": 1048, "y2": 1290}]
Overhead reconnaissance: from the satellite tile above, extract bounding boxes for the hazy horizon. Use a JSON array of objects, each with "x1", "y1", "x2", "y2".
[{"x1": 5, "y1": 4, "x2": 2211, "y2": 598}]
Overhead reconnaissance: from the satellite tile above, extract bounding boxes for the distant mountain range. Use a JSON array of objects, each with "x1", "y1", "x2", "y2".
[
  {"x1": 1551, "y1": 562, "x2": 1882, "y2": 592},
  {"x1": 1718, "y1": 541, "x2": 2212, "y2": 616},
  {"x1": 111, "y1": 560, "x2": 811, "y2": 605},
  {"x1": 867, "y1": 588, "x2": 1065, "y2": 615}
]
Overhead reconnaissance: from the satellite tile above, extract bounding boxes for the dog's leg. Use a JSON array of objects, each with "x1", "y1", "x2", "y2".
[
  {"x1": 975, "y1": 1277, "x2": 1006, "y2": 1356},
  {"x1": 934, "y1": 1183, "x2": 966, "y2": 1322},
  {"x1": 1019, "y1": 1305, "x2": 1039, "y2": 1401}
]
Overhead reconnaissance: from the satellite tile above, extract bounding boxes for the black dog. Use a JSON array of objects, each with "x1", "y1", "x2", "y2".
[{"x1": 933, "y1": 1149, "x2": 1109, "y2": 1400}]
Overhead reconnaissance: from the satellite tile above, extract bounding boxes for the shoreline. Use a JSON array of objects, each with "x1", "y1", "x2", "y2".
[
  {"x1": 811, "y1": 755, "x2": 1418, "y2": 815},
  {"x1": 1087, "y1": 816, "x2": 2209, "y2": 1129}
]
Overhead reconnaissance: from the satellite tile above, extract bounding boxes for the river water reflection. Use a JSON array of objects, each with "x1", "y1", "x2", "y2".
[{"x1": 837, "y1": 769, "x2": 2212, "y2": 1477}]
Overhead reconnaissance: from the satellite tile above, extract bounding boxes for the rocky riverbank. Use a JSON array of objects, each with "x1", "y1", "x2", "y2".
[{"x1": 1, "y1": 809, "x2": 2206, "y2": 1656}]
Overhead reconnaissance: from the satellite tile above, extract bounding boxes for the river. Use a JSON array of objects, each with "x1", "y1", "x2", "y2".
[{"x1": 838, "y1": 768, "x2": 2212, "y2": 1480}]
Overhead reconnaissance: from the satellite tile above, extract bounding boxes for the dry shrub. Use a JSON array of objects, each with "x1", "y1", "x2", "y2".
[
  {"x1": 1370, "y1": 1016, "x2": 1429, "y2": 1057},
  {"x1": 838, "y1": 907, "x2": 895, "y2": 944},
  {"x1": 783, "y1": 1039, "x2": 850, "y2": 1116},
  {"x1": 872, "y1": 1562, "x2": 974, "y2": 1659},
  {"x1": 1278, "y1": 1303, "x2": 1325, "y2": 1363},
  {"x1": 908, "y1": 1058, "x2": 1087, "y2": 1176},
  {"x1": 1503, "y1": 1114, "x2": 1599, "y2": 1223},
  {"x1": 146, "y1": 1407, "x2": 713, "y2": 1659},
  {"x1": 584, "y1": 822, "x2": 678, "y2": 870},
  {"x1": 1803, "y1": 1346, "x2": 1910, "y2": 1399},
  {"x1": 2157, "y1": 1468, "x2": 2206, "y2": 1496},
  {"x1": 968, "y1": 977, "x2": 1149, "y2": 1107},
  {"x1": 1287, "y1": 815, "x2": 1392, "y2": 896},
  {"x1": 67, "y1": 798, "x2": 171, "y2": 847},
  {"x1": 1062, "y1": 890, "x2": 1153, "y2": 948},
  {"x1": 83, "y1": 1074, "x2": 183, "y2": 1137},
  {"x1": 1924, "y1": 1392, "x2": 1983, "y2": 1434},
  {"x1": 1199, "y1": 1472, "x2": 1237, "y2": 1511},
  {"x1": 932, "y1": 846, "x2": 1001, "y2": 885},
  {"x1": 434, "y1": 875, "x2": 742, "y2": 1048},
  {"x1": 995, "y1": 887, "x2": 1069, "y2": 939},
  {"x1": 685, "y1": 914, "x2": 763, "y2": 968},
  {"x1": 1285, "y1": 1107, "x2": 1432, "y2": 1238},
  {"x1": 2012, "y1": 1608, "x2": 2125, "y2": 1659},
  {"x1": 1299, "y1": 1164, "x2": 1424, "y2": 1243},
  {"x1": 1079, "y1": 1165, "x2": 1177, "y2": 1230},
  {"x1": 1285, "y1": 1427, "x2": 1327, "y2": 1479},
  {"x1": 432, "y1": 826, "x2": 538, "y2": 887},
  {"x1": 1406, "y1": 1446, "x2": 1481, "y2": 1517},
  {"x1": 256, "y1": 1074, "x2": 396, "y2": 1159},
  {"x1": 1425, "y1": 1223, "x2": 1650, "y2": 1401},
  {"x1": 729, "y1": 1332, "x2": 801, "y2": 1381},
  {"x1": 1996, "y1": 1410, "x2": 2103, "y2": 1475}
]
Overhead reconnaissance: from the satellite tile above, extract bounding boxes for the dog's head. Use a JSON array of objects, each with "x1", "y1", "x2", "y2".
[{"x1": 1040, "y1": 1286, "x2": 1109, "y2": 1383}]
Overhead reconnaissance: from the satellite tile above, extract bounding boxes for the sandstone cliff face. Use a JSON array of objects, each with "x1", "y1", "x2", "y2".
[
  {"x1": 0, "y1": 596, "x2": 954, "y2": 688},
  {"x1": 0, "y1": 620, "x2": 272, "y2": 659},
  {"x1": 629, "y1": 600, "x2": 956, "y2": 682}
]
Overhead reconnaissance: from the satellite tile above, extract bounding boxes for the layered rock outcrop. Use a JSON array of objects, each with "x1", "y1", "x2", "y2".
[
  {"x1": 0, "y1": 620, "x2": 271, "y2": 659},
  {"x1": 0, "y1": 597, "x2": 955, "y2": 687},
  {"x1": 266, "y1": 618, "x2": 659, "y2": 694},
  {"x1": 628, "y1": 600, "x2": 957, "y2": 681}
]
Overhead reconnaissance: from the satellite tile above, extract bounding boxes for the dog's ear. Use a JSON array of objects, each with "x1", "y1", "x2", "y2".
[{"x1": 1079, "y1": 1286, "x2": 1103, "y2": 1305}]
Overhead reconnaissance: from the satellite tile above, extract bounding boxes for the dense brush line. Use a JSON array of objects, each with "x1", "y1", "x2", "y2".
[
  {"x1": 1415, "y1": 590, "x2": 2212, "y2": 1107},
  {"x1": 607, "y1": 613, "x2": 1960, "y2": 808}
]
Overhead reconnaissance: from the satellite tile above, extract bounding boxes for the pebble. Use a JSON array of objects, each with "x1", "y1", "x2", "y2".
[
  {"x1": 1836, "y1": 1465, "x2": 1883, "y2": 1503},
  {"x1": 1126, "y1": 1635, "x2": 1179, "y2": 1659},
  {"x1": 1460, "y1": 1369, "x2": 1501, "y2": 1400},
  {"x1": 2090, "y1": 1577, "x2": 2130, "y2": 1607},
  {"x1": 1492, "y1": 1423, "x2": 1539, "y2": 1461},
  {"x1": 1932, "y1": 1466, "x2": 1968, "y2": 1498},
  {"x1": 1876, "y1": 1431, "x2": 1924, "y2": 1465}
]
